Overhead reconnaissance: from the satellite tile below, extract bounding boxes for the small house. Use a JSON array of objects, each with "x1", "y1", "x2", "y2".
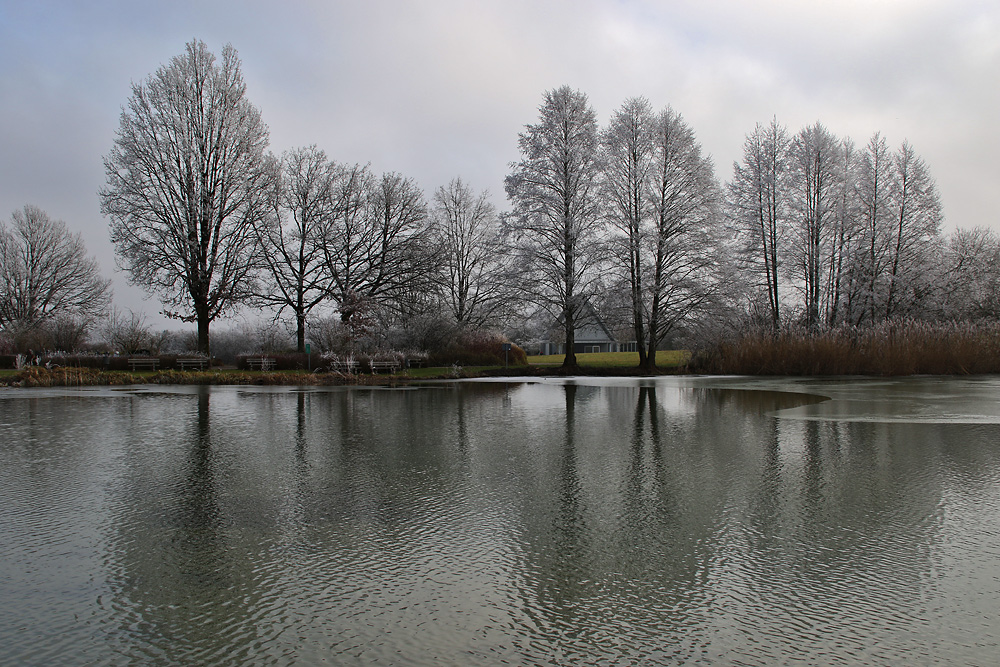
[{"x1": 538, "y1": 301, "x2": 619, "y2": 355}]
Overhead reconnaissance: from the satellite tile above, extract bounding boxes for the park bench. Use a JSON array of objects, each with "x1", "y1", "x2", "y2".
[
  {"x1": 128, "y1": 357, "x2": 159, "y2": 371},
  {"x1": 406, "y1": 357, "x2": 427, "y2": 368},
  {"x1": 177, "y1": 358, "x2": 208, "y2": 371},
  {"x1": 369, "y1": 360, "x2": 400, "y2": 373},
  {"x1": 247, "y1": 357, "x2": 275, "y2": 371}
]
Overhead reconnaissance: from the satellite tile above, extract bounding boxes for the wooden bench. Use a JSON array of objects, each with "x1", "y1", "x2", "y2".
[
  {"x1": 246, "y1": 357, "x2": 275, "y2": 371},
  {"x1": 369, "y1": 360, "x2": 400, "y2": 373},
  {"x1": 406, "y1": 358, "x2": 427, "y2": 368},
  {"x1": 128, "y1": 357, "x2": 159, "y2": 371},
  {"x1": 177, "y1": 358, "x2": 208, "y2": 371}
]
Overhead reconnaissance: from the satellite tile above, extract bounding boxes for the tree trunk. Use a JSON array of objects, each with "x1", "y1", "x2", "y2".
[
  {"x1": 197, "y1": 308, "x2": 210, "y2": 356},
  {"x1": 642, "y1": 278, "x2": 662, "y2": 372},
  {"x1": 632, "y1": 244, "x2": 648, "y2": 368},
  {"x1": 563, "y1": 306, "x2": 578, "y2": 370},
  {"x1": 296, "y1": 310, "x2": 306, "y2": 353}
]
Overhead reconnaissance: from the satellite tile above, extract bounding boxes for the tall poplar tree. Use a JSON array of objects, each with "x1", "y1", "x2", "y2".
[{"x1": 505, "y1": 86, "x2": 602, "y2": 371}]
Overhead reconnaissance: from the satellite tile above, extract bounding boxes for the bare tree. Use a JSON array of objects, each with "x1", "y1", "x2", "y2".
[
  {"x1": 429, "y1": 177, "x2": 513, "y2": 328},
  {"x1": 941, "y1": 227, "x2": 1000, "y2": 320},
  {"x1": 323, "y1": 169, "x2": 433, "y2": 333},
  {"x1": 853, "y1": 132, "x2": 895, "y2": 324},
  {"x1": 0, "y1": 205, "x2": 111, "y2": 330},
  {"x1": 786, "y1": 123, "x2": 842, "y2": 328},
  {"x1": 100, "y1": 40, "x2": 271, "y2": 355},
  {"x1": 728, "y1": 118, "x2": 790, "y2": 328},
  {"x1": 642, "y1": 106, "x2": 729, "y2": 369},
  {"x1": 881, "y1": 141, "x2": 942, "y2": 319},
  {"x1": 102, "y1": 306, "x2": 154, "y2": 354},
  {"x1": 256, "y1": 146, "x2": 338, "y2": 351},
  {"x1": 849, "y1": 135, "x2": 943, "y2": 322},
  {"x1": 601, "y1": 97, "x2": 654, "y2": 366},
  {"x1": 505, "y1": 86, "x2": 603, "y2": 370},
  {"x1": 823, "y1": 138, "x2": 863, "y2": 327}
]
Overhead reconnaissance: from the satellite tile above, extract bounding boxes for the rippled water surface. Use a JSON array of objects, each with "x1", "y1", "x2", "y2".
[{"x1": 2, "y1": 377, "x2": 1000, "y2": 665}]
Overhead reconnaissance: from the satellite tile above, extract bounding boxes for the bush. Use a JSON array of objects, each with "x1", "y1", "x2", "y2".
[
  {"x1": 101, "y1": 308, "x2": 155, "y2": 354},
  {"x1": 209, "y1": 321, "x2": 294, "y2": 365},
  {"x1": 0, "y1": 316, "x2": 93, "y2": 354},
  {"x1": 235, "y1": 352, "x2": 322, "y2": 371},
  {"x1": 318, "y1": 350, "x2": 409, "y2": 373},
  {"x1": 426, "y1": 329, "x2": 527, "y2": 367},
  {"x1": 35, "y1": 353, "x2": 217, "y2": 371}
]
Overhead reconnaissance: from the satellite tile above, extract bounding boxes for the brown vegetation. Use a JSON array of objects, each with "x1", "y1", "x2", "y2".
[
  {"x1": 689, "y1": 320, "x2": 1000, "y2": 375},
  {"x1": 426, "y1": 329, "x2": 528, "y2": 367}
]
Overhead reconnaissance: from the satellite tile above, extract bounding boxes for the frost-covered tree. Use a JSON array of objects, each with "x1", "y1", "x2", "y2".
[
  {"x1": 323, "y1": 168, "x2": 433, "y2": 329},
  {"x1": 941, "y1": 227, "x2": 1000, "y2": 321},
  {"x1": 0, "y1": 205, "x2": 111, "y2": 330},
  {"x1": 601, "y1": 97, "x2": 654, "y2": 365},
  {"x1": 881, "y1": 141, "x2": 943, "y2": 320},
  {"x1": 728, "y1": 118, "x2": 790, "y2": 328},
  {"x1": 853, "y1": 132, "x2": 895, "y2": 324},
  {"x1": 849, "y1": 135, "x2": 942, "y2": 323},
  {"x1": 786, "y1": 123, "x2": 843, "y2": 328},
  {"x1": 430, "y1": 177, "x2": 513, "y2": 328},
  {"x1": 822, "y1": 138, "x2": 863, "y2": 327},
  {"x1": 505, "y1": 86, "x2": 603, "y2": 370},
  {"x1": 256, "y1": 146, "x2": 338, "y2": 352},
  {"x1": 100, "y1": 40, "x2": 271, "y2": 355},
  {"x1": 641, "y1": 106, "x2": 729, "y2": 368}
]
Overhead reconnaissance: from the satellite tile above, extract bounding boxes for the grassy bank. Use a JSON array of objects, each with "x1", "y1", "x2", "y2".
[{"x1": 0, "y1": 365, "x2": 520, "y2": 388}]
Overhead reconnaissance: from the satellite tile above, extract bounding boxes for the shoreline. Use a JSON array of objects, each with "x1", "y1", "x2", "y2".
[
  {"x1": 0, "y1": 364, "x2": 691, "y2": 388},
  {"x1": 3, "y1": 363, "x2": 995, "y2": 389}
]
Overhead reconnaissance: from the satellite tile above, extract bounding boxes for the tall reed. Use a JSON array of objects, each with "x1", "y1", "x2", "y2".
[{"x1": 690, "y1": 320, "x2": 1000, "y2": 375}]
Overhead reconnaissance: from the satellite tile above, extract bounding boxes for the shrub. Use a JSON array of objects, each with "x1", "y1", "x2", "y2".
[
  {"x1": 235, "y1": 352, "x2": 323, "y2": 371},
  {"x1": 209, "y1": 321, "x2": 294, "y2": 365},
  {"x1": 33, "y1": 353, "x2": 218, "y2": 371},
  {"x1": 427, "y1": 329, "x2": 527, "y2": 367},
  {"x1": 101, "y1": 307, "x2": 154, "y2": 354}
]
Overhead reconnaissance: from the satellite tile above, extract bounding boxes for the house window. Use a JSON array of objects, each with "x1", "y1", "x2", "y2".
[{"x1": 586, "y1": 346, "x2": 600, "y2": 354}]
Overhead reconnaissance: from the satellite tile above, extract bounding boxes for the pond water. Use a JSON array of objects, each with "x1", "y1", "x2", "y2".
[{"x1": 2, "y1": 377, "x2": 1000, "y2": 665}]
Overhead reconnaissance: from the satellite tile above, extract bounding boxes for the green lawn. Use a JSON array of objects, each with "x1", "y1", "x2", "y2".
[
  {"x1": 527, "y1": 350, "x2": 689, "y2": 367},
  {"x1": 403, "y1": 365, "x2": 503, "y2": 378}
]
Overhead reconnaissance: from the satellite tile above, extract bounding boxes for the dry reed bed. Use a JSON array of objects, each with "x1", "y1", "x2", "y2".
[{"x1": 692, "y1": 321, "x2": 1000, "y2": 376}]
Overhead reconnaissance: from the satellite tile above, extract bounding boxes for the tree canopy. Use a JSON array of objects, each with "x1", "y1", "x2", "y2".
[
  {"x1": 0, "y1": 205, "x2": 110, "y2": 329},
  {"x1": 100, "y1": 39, "x2": 271, "y2": 355}
]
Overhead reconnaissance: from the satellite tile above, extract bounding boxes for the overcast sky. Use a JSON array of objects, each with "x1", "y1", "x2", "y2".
[{"x1": 2, "y1": 0, "x2": 997, "y2": 328}]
